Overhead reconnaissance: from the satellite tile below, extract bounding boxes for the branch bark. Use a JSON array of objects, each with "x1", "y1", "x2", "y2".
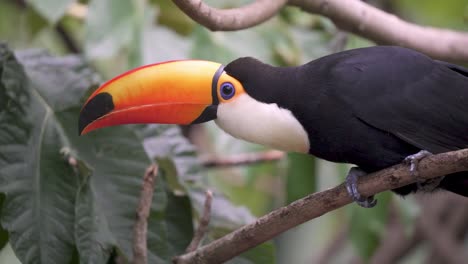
[
  {"x1": 185, "y1": 190, "x2": 213, "y2": 252},
  {"x1": 133, "y1": 164, "x2": 159, "y2": 264},
  {"x1": 173, "y1": 0, "x2": 468, "y2": 62},
  {"x1": 289, "y1": 0, "x2": 468, "y2": 62},
  {"x1": 173, "y1": 148, "x2": 468, "y2": 264},
  {"x1": 200, "y1": 150, "x2": 285, "y2": 168},
  {"x1": 172, "y1": 0, "x2": 288, "y2": 31}
]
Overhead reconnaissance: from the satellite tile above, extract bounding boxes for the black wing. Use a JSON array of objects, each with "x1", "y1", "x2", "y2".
[{"x1": 326, "y1": 46, "x2": 468, "y2": 153}]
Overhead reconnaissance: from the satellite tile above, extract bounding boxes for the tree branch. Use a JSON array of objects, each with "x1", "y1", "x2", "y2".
[
  {"x1": 173, "y1": 0, "x2": 468, "y2": 62},
  {"x1": 200, "y1": 150, "x2": 285, "y2": 168},
  {"x1": 185, "y1": 190, "x2": 213, "y2": 252},
  {"x1": 172, "y1": 0, "x2": 288, "y2": 31},
  {"x1": 289, "y1": 0, "x2": 468, "y2": 62},
  {"x1": 173, "y1": 148, "x2": 468, "y2": 264},
  {"x1": 133, "y1": 164, "x2": 159, "y2": 264}
]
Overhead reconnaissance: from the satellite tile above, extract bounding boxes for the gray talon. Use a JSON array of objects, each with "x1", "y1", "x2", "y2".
[
  {"x1": 345, "y1": 167, "x2": 377, "y2": 208},
  {"x1": 404, "y1": 150, "x2": 432, "y2": 178},
  {"x1": 358, "y1": 197, "x2": 377, "y2": 208}
]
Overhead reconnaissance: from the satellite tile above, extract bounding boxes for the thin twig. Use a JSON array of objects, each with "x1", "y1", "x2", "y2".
[
  {"x1": 55, "y1": 23, "x2": 81, "y2": 53},
  {"x1": 200, "y1": 150, "x2": 285, "y2": 168},
  {"x1": 185, "y1": 190, "x2": 213, "y2": 253},
  {"x1": 133, "y1": 164, "x2": 159, "y2": 264},
  {"x1": 329, "y1": 31, "x2": 349, "y2": 53},
  {"x1": 173, "y1": 148, "x2": 468, "y2": 264}
]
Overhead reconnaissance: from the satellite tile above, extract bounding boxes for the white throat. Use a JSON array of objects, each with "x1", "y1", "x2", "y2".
[{"x1": 215, "y1": 94, "x2": 310, "y2": 153}]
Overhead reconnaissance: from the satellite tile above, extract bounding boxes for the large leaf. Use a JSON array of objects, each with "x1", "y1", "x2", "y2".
[
  {"x1": 0, "y1": 45, "x2": 79, "y2": 263},
  {"x1": 150, "y1": 0, "x2": 195, "y2": 35},
  {"x1": 286, "y1": 153, "x2": 316, "y2": 204},
  {"x1": 0, "y1": 46, "x2": 194, "y2": 263},
  {"x1": 85, "y1": 0, "x2": 144, "y2": 68},
  {"x1": 27, "y1": 0, "x2": 76, "y2": 24},
  {"x1": 0, "y1": 2, "x2": 48, "y2": 48}
]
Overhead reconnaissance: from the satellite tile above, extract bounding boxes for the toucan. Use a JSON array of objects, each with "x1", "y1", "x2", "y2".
[{"x1": 79, "y1": 46, "x2": 468, "y2": 207}]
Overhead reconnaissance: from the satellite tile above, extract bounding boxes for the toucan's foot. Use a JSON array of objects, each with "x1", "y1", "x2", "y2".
[
  {"x1": 404, "y1": 150, "x2": 432, "y2": 179},
  {"x1": 345, "y1": 167, "x2": 377, "y2": 208},
  {"x1": 418, "y1": 176, "x2": 445, "y2": 192}
]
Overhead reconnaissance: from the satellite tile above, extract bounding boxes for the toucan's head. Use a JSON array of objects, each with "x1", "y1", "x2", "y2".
[{"x1": 79, "y1": 58, "x2": 310, "y2": 153}]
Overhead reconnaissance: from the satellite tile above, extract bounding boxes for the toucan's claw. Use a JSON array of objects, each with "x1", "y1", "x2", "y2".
[
  {"x1": 404, "y1": 150, "x2": 432, "y2": 179},
  {"x1": 345, "y1": 167, "x2": 377, "y2": 208}
]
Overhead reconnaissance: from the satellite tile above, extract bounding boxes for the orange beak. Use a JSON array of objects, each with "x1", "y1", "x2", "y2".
[{"x1": 79, "y1": 60, "x2": 224, "y2": 135}]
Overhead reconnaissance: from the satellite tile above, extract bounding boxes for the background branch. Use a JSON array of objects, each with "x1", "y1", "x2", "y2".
[
  {"x1": 313, "y1": 224, "x2": 349, "y2": 264},
  {"x1": 173, "y1": 0, "x2": 468, "y2": 62},
  {"x1": 419, "y1": 195, "x2": 468, "y2": 264},
  {"x1": 173, "y1": 148, "x2": 468, "y2": 264},
  {"x1": 200, "y1": 150, "x2": 285, "y2": 168},
  {"x1": 290, "y1": 0, "x2": 468, "y2": 62}
]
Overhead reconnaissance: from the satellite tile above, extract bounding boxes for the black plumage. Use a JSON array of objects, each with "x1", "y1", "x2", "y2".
[{"x1": 225, "y1": 46, "x2": 468, "y2": 197}]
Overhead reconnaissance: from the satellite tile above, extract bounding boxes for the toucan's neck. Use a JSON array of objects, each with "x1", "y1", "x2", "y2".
[
  {"x1": 217, "y1": 58, "x2": 311, "y2": 153},
  {"x1": 224, "y1": 58, "x2": 301, "y2": 111},
  {"x1": 215, "y1": 93, "x2": 310, "y2": 153}
]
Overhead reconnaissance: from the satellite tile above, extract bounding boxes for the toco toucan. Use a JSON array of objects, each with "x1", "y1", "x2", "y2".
[{"x1": 79, "y1": 46, "x2": 468, "y2": 207}]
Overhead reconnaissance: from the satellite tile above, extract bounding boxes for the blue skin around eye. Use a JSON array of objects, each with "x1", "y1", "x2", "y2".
[{"x1": 220, "y1": 82, "x2": 235, "y2": 100}]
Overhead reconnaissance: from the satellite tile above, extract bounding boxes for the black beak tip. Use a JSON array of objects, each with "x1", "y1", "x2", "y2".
[{"x1": 78, "y1": 92, "x2": 115, "y2": 135}]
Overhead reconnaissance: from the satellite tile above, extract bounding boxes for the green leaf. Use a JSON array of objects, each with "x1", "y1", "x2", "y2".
[
  {"x1": 150, "y1": 0, "x2": 195, "y2": 35},
  {"x1": 286, "y1": 153, "x2": 316, "y2": 203},
  {"x1": 85, "y1": 0, "x2": 139, "y2": 60},
  {"x1": 0, "y1": 45, "x2": 79, "y2": 264},
  {"x1": 394, "y1": 0, "x2": 468, "y2": 30},
  {"x1": 227, "y1": 242, "x2": 275, "y2": 264},
  {"x1": 33, "y1": 69, "x2": 188, "y2": 262},
  {"x1": 162, "y1": 189, "x2": 194, "y2": 258},
  {"x1": 0, "y1": 3, "x2": 48, "y2": 49},
  {"x1": 191, "y1": 27, "x2": 236, "y2": 64},
  {"x1": 73, "y1": 157, "x2": 115, "y2": 264},
  {"x1": 0, "y1": 46, "x2": 197, "y2": 263},
  {"x1": 0, "y1": 243, "x2": 21, "y2": 264},
  {"x1": 142, "y1": 27, "x2": 190, "y2": 64},
  {"x1": 27, "y1": 0, "x2": 76, "y2": 24},
  {"x1": 138, "y1": 125, "x2": 257, "y2": 227},
  {"x1": 138, "y1": 125, "x2": 275, "y2": 261}
]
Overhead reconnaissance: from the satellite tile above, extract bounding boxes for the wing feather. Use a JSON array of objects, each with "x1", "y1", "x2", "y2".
[{"x1": 327, "y1": 47, "x2": 468, "y2": 153}]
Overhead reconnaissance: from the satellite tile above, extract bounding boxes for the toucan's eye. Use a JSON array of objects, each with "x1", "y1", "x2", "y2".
[{"x1": 220, "y1": 82, "x2": 235, "y2": 100}]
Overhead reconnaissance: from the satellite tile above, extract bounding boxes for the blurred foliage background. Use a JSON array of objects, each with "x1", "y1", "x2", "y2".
[{"x1": 0, "y1": 0, "x2": 467, "y2": 263}]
